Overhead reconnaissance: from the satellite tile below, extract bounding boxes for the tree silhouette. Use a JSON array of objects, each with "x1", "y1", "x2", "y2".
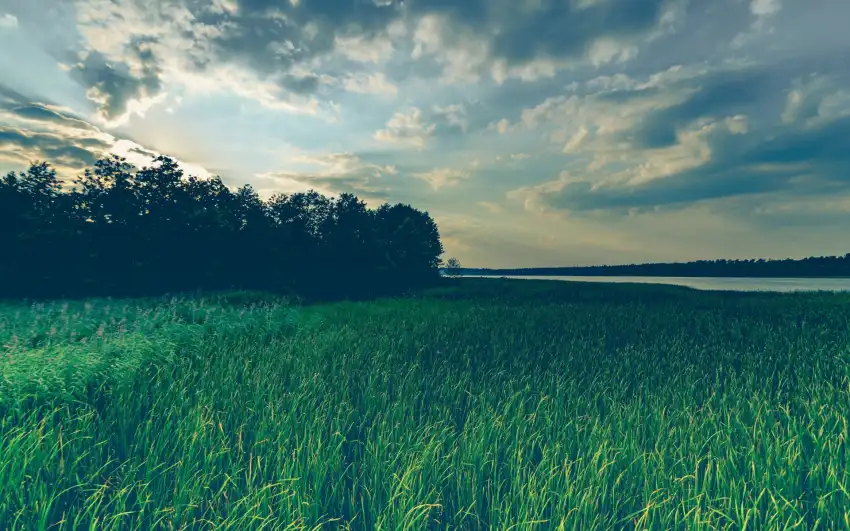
[
  {"x1": 445, "y1": 257, "x2": 462, "y2": 277},
  {"x1": 0, "y1": 156, "x2": 446, "y2": 300},
  {"x1": 465, "y1": 255, "x2": 850, "y2": 278}
]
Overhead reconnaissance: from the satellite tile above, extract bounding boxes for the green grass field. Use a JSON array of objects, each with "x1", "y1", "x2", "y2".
[{"x1": 1, "y1": 279, "x2": 849, "y2": 530}]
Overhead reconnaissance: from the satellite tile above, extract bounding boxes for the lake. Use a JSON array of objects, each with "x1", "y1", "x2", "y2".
[{"x1": 465, "y1": 275, "x2": 850, "y2": 292}]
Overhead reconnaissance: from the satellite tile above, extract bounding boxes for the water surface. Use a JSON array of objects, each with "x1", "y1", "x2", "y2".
[{"x1": 468, "y1": 275, "x2": 850, "y2": 292}]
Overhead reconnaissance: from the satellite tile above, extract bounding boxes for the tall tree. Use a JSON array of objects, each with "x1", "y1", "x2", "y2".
[{"x1": 0, "y1": 157, "x2": 447, "y2": 300}]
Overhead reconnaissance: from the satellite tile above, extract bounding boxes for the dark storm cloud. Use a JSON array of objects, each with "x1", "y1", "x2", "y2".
[{"x1": 538, "y1": 115, "x2": 850, "y2": 213}]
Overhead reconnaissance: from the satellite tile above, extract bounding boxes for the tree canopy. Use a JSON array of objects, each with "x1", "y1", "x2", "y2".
[{"x1": 0, "y1": 155, "x2": 445, "y2": 300}]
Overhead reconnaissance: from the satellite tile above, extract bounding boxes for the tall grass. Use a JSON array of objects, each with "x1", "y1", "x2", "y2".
[{"x1": 1, "y1": 279, "x2": 849, "y2": 530}]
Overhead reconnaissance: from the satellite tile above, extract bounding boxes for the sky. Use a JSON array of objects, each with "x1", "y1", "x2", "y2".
[{"x1": 1, "y1": 0, "x2": 849, "y2": 268}]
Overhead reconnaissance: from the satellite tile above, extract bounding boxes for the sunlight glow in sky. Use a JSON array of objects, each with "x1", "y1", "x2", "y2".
[{"x1": 1, "y1": 0, "x2": 849, "y2": 267}]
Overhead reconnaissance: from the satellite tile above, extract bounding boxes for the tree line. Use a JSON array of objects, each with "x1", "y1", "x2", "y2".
[
  {"x1": 462, "y1": 255, "x2": 850, "y2": 279},
  {"x1": 0, "y1": 155, "x2": 445, "y2": 300}
]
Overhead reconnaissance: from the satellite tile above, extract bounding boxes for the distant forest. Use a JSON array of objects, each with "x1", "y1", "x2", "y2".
[
  {"x1": 459, "y1": 255, "x2": 850, "y2": 279},
  {"x1": 0, "y1": 156, "x2": 444, "y2": 299}
]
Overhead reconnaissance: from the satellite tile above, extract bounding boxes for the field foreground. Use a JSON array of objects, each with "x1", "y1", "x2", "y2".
[{"x1": 1, "y1": 279, "x2": 849, "y2": 530}]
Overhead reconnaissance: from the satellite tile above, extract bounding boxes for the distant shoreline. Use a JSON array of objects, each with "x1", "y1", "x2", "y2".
[
  {"x1": 453, "y1": 272, "x2": 850, "y2": 280},
  {"x1": 444, "y1": 255, "x2": 850, "y2": 279}
]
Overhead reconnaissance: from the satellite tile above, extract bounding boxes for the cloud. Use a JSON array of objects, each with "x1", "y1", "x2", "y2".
[
  {"x1": 751, "y1": 0, "x2": 782, "y2": 18},
  {"x1": 492, "y1": 118, "x2": 510, "y2": 134},
  {"x1": 629, "y1": 67, "x2": 775, "y2": 149},
  {"x1": 0, "y1": 85, "x2": 214, "y2": 179},
  {"x1": 6, "y1": 104, "x2": 97, "y2": 131},
  {"x1": 0, "y1": 13, "x2": 17, "y2": 29},
  {"x1": 0, "y1": 85, "x2": 98, "y2": 131},
  {"x1": 340, "y1": 72, "x2": 398, "y2": 95},
  {"x1": 488, "y1": 64, "x2": 708, "y2": 173},
  {"x1": 256, "y1": 152, "x2": 396, "y2": 200},
  {"x1": 502, "y1": 52, "x2": 850, "y2": 221},
  {"x1": 60, "y1": 0, "x2": 348, "y2": 121},
  {"x1": 413, "y1": 167, "x2": 470, "y2": 190},
  {"x1": 402, "y1": 0, "x2": 674, "y2": 85},
  {"x1": 374, "y1": 107, "x2": 436, "y2": 149},
  {"x1": 406, "y1": 0, "x2": 669, "y2": 83},
  {"x1": 513, "y1": 113, "x2": 850, "y2": 215},
  {"x1": 0, "y1": 127, "x2": 107, "y2": 169},
  {"x1": 67, "y1": 37, "x2": 165, "y2": 125},
  {"x1": 4, "y1": 0, "x2": 681, "y2": 127},
  {"x1": 477, "y1": 201, "x2": 504, "y2": 214},
  {"x1": 781, "y1": 75, "x2": 850, "y2": 127},
  {"x1": 334, "y1": 32, "x2": 396, "y2": 64},
  {"x1": 730, "y1": 0, "x2": 783, "y2": 48},
  {"x1": 0, "y1": 85, "x2": 113, "y2": 171},
  {"x1": 432, "y1": 104, "x2": 468, "y2": 132}
]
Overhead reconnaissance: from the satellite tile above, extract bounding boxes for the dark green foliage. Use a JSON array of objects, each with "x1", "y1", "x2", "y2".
[{"x1": 0, "y1": 155, "x2": 444, "y2": 299}]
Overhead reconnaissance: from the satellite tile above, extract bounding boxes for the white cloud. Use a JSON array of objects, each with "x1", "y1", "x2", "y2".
[
  {"x1": 207, "y1": 0, "x2": 239, "y2": 15},
  {"x1": 374, "y1": 107, "x2": 436, "y2": 149},
  {"x1": 587, "y1": 39, "x2": 638, "y2": 68},
  {"x1": 732, "y1": 0, "x2": 782, "y2": 47},
  {"x1": 780, "y1": 75, "x2": 850, "y2": 128},
  {"x1": 491, "y1": 57, "x2": 560, "y2": 84},
  {"x1": 477, "y1": 201, "x2": 504, "y2": 214},
  {"x1": 0, "y1": 13, "x2": 18, "y2": 29},
  {"x1": 432, "y1": 104, "x2": 468, "y2": 131},
  {"x1": 255, "y1": 152, "x2": 395, "y2": 199},
  {"x1": 724, "y1": 115, "x2": 749, "y2": 135},
  {"x1": 69, "y1": 0, "x2": 338, "y2": 122},
  {"x1": 170, "y1": 64, "x2": 323, "y2": 115},
  {"x1": 410, "y1": 14, "x2": 578, "y2": 86},
  {"x1": 289, "y1": 152, "x2": 395, "y2": 178},
  {"x1": 520, "y1": 94, "x2": 581, "y2": 130},
  {"x1": 782, "y1": 89, "x2": 804, "y2": 124},
  {"x1": 506, "y1": 66, "x2": 704, "y2": 142},
  {"x1": 0, "y1": 98, "x2": 216, "y2": 182},
  {"x1": 563, "y1": 126, "x2": 589, "y2": 153},
  {"x1": 816, "y1": 90, "x2": 850, "y2": 122},
  {"x1": 341, "y1": 72, "x2": 398, "y2": 95},
  {"x1": 751, "y1": 0, "x2": 781, "y2": 18},
  {"x1": 413, "y1": 167, "x2": 470, "y2": 190},
  {"x1": 335, "y1": 33, "x2": 395, "y2": 64},
  {"x1": 110, "y1": 139, "x2": 214, "y2": 179}
]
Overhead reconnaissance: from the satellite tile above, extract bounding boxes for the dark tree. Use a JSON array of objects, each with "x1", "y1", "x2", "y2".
[
  {"x1": 0, "y1": 157, "x2": 447, "y2": 300},
  {"x1": 445, "y1": 257, "x2": 462, "y2": 277}
]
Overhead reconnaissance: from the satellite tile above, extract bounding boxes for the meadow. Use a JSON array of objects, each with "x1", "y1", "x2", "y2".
[{"x1": 1, "y1": 278, "x2": 849, "y2": 530}]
